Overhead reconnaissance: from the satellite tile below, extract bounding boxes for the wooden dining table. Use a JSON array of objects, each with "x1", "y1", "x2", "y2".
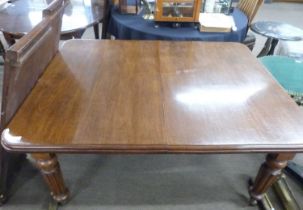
[
  {"x1": 2, "y1": 40, "x2": 303, "y2": 205},
  {"x1": 0, "y1": 0, "x2": 105, "y2": 39}
]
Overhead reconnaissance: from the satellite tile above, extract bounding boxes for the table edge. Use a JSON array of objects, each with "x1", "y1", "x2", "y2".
[{"x1": 3, "y1": 132, "x2": 303, "y2": 154}]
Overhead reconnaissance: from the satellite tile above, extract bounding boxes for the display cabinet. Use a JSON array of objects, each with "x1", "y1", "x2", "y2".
[
  {"x1": 154, "y1": 0, "x2": 202, "y2": 22},
  {"x1": 119, "y1": 0, "x2": 140, "y2": 14},
  {"x1": 203, "y1": 0, "x2": 232, "y2": 14}
]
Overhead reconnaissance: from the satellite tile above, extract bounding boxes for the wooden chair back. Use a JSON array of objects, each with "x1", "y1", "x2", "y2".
[
  {"x1": 0, "y1": 0, "x2": 65, "y2": 129},
  {"x1": 237, "y1": 0, "x2": 264, "y2": 25}
]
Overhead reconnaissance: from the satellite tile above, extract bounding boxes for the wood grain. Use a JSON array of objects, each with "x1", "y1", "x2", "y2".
[{"x1": 2, "y1": 40, "x2": 303, "y2": 153}]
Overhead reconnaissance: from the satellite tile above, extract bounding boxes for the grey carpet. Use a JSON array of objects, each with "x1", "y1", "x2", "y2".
[{"x1": 3, "y1": 154, "x2": 303, "y2": 210}]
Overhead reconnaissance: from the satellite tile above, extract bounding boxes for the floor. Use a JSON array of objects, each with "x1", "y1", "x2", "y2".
[{"x1": 1, "y1": 2, "x2": 303, "y2": 210}]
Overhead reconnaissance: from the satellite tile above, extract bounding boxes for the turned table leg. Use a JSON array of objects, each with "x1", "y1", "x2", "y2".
[
  {"x1": 249, "y1": 153, "x2": 295, "y2": 205},
  {"x1": 31, "y1": 153, "x2": 69, "y2": 204}
]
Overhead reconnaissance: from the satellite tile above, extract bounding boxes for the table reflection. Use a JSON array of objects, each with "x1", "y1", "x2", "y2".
[{"x1": 175, "y1": 84, "x2": 266, "y2": 107}]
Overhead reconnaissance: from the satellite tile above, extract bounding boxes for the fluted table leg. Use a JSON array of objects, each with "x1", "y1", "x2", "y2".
[
  {"x1": 31, "y1": 153, "x2": 69, "y2": 204},
  {"x1": 249, "y1": 153, "x2": 295, "y2": 205}
]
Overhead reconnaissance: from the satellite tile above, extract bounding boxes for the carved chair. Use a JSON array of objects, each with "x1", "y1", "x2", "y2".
[
  {"x1": 237, "y1": 0, "x2": 263, "y2": 25},
  {"x1": 237, "y1": 0, "x2": 264, "y2": 50},
  {"x1": 0, "y1": 0, "x2": 65, "y2": 204}
]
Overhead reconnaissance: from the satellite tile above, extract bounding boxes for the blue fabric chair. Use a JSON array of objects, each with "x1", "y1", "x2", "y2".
[{"x1": 259, "y1": 56, "x2": 303, "y2": 105}]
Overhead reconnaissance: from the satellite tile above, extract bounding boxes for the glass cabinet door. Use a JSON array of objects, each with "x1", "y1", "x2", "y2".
[
  {"x1": 155, "y1": 0, "x2": 201, "y2": 22},
  {"x1": 162, "y1": 0, "x2": 195, "y2": 18}
]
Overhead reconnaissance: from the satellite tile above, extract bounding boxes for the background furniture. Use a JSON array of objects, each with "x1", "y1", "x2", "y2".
[
  {"x1": 0, "y1": 33, "x2": 5, "y2": 62},
  {"x1": 251, "y1": 21, "x2": 303, "y2": 56},
  {"x1": 237, "y1": 0, "x2": 264, "y2": 25},
  {"x1": 154, "y1": 0, "x2": 201, "y2": 22},
  {"x1": 0, "y1": 0, "x2": 105, "y2": 40},
  {"x1": 0, "y1": 0, "x2": 65, "y2": 204},
  {"x1": 236, "y1": 0, "x2": 264, "y2": 50},
  {"x1": 108, "y1": 7, "x2": 248, "y2": 41},
  {"x1": 259, "y1": 55, "x2": 303, "y2": 104},
  {"x1": 276, "y1": 40, "x2": 303, "y2": 59},
  {"x1": 273, "y1": 0, "x2": 303, "y2": 2},
  {"x1": 2, "y1": 39, "x2": 303, "y2": 206}
]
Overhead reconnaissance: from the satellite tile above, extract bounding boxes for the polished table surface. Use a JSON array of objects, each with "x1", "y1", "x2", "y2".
[
  {"x1": 3, "y1": 40, "x2": 303, "y2": 153},
  {"x1": 0, "y1": 0, "x2": 104, "y2": 35}
]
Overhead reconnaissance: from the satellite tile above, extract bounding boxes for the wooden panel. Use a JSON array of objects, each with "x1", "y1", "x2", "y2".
[
  {"x1": 1, "y1": 0, "x2": 64, "y2": 128},
  {"x1": 3, "y1": 40, "x2": 303, "y2": 153},
  {"x1": 160, "y1": 42, "x2": 303, "y2": 150},
  {"x1": 237, "y1": 0, "x2": 264, "y2": 24},
  {"x1": 3, "y1": 41, "x2": 165, "y2": 149}
]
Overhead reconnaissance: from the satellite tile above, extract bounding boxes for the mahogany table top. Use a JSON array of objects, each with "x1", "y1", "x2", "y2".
[
  {"x1": 3, "y1": 40, "x2": 303, "y2": 153},
  {"x1": 0, "y1": 0, "x2": 104, "y2": 35}
]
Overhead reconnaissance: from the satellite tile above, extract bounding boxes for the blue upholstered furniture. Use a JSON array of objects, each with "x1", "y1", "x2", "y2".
[{"x1": 260, "y1": 56, "x2": 303, "y2": 105}]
